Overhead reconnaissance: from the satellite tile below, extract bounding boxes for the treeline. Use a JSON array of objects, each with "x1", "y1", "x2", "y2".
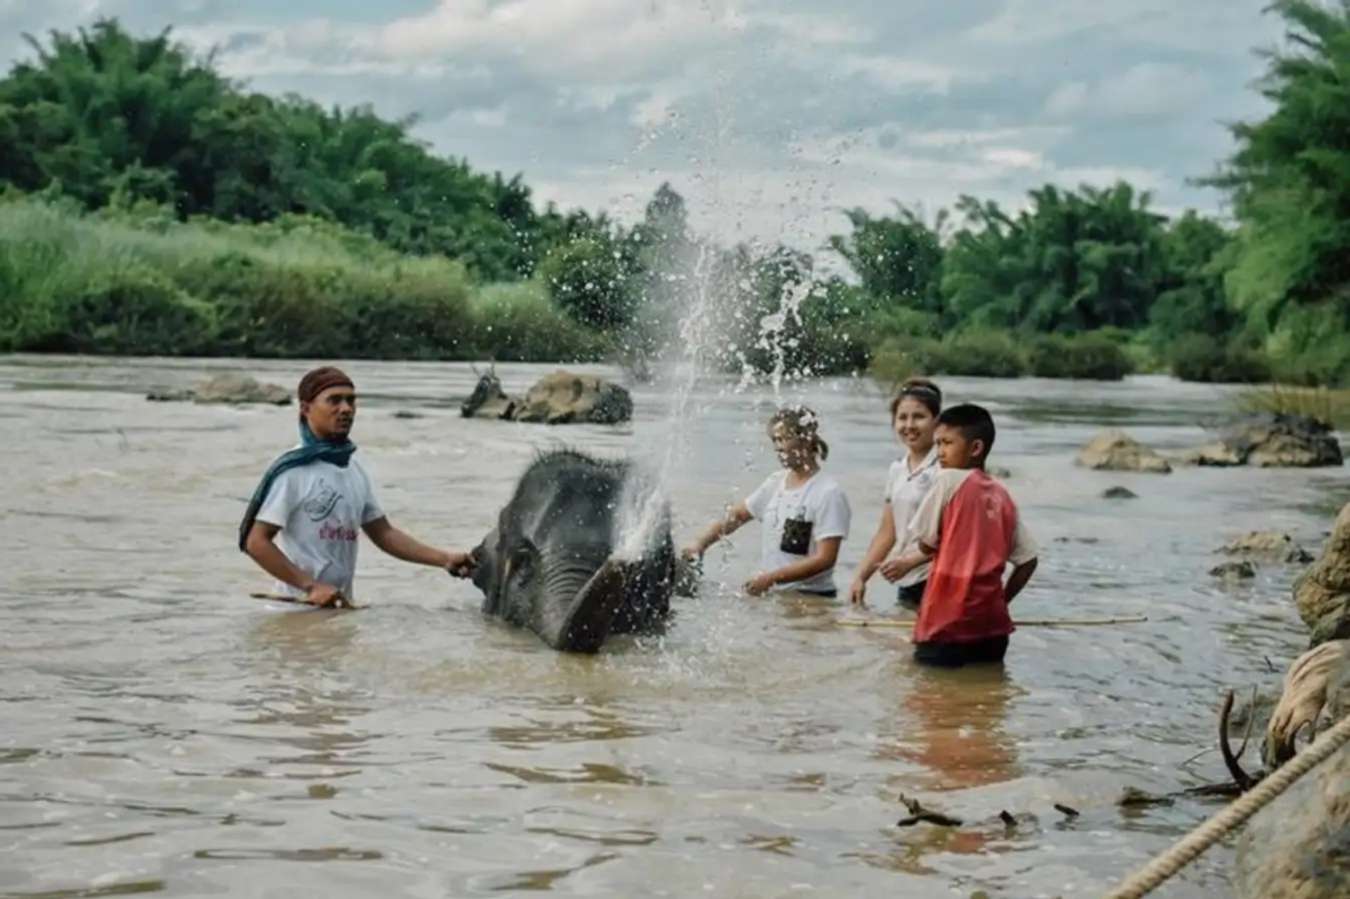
[{"x1": 1, "y1": 5, "x2": 1348, "y2": 386}]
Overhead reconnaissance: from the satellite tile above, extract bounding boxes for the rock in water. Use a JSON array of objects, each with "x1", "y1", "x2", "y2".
[
  {"x1": 1220, "y1": 531, "x2": 1314, "y2": 564},
  {"x1": 1295, "y1": 502, "x2": 1350, "y2": 643},
  {"x1": 1235, "y1": 646, "x2": 1350, "y2": 899},
  {"x1": 512, "y1": 371, "x2": 633, "y2": 425},
  {"x1": 192, "y1": 373, "x2": 290, "y2": 405},
  {"x1": 1077, "y1": 429, "x2": 1172, "y2": 473},
  {"x1": 146, "y1": 386, "x2": 195, "y2": 402},
  {"x1": 1210, "y1": 560, "x2": 1257, "y2": 580},
  {"x1": 1101, "y1": 486, "x2": 1138, "y2": 499},
  {"x1": 1225, "y1": 413, "x2": 1343, "y2": 468},
  {"x1": 1176, "y1": 441, "x2": 1246, "y2": 467},
  {"x1": 461, "y1": 369, "x2": 516, "y2": 420}
]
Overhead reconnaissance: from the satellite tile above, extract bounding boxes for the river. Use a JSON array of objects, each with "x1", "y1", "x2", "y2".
[{"x1": 2, "y1": 354, "x2": 1346, "y2": 897}]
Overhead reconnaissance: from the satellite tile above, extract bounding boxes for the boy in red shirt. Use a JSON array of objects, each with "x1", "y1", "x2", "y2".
[{"x1": 882, "y1": 403, "x2": 1038, "y2": 666}]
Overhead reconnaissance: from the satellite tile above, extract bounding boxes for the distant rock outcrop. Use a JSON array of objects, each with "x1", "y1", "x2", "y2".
[
  {"x1": 461, "y1": 369, "x2": 632, "y2": 425},
  {"x1": 1179, "y1": 414, "x2": 1342, "y2": 468},
  {"x1": 1076, "y1": 429, "x2": 1172, "y2": 473},
  {"x1": 147, "y1": 373, "x2": 290, "y2": 405}
]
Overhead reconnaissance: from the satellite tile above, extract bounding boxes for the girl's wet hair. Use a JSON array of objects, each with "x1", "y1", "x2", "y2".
[
  {"x1": 890, "y1": 377, "x2": 942, "y2": 418},
  {"x1": 768, "y1": 405, "x2": 829, "y2": 461}
]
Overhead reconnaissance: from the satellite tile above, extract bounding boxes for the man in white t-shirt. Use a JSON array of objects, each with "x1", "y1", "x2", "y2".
[{"x1": 240, "y1": 366, "x2": 474, "y2": 607}]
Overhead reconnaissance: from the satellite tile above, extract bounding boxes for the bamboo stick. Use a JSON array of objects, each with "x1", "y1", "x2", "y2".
[
  {"x1": 835, "y1": 615, "x2": 1148, "y2": 629},
  {"x1": 248, "y1": 592, "x2": 361, "y2": 610}
]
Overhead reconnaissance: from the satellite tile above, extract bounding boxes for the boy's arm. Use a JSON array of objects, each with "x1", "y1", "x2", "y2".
[
  {"x1": 1005, "y1": 557, "x2": 1037, "y2": 604},
  {"x1": 746, "y1": 536, "x2": 841, "y2": 595},
  {"x1": 1005, "y1": 513, "x2": 1039, "y2": 604}
]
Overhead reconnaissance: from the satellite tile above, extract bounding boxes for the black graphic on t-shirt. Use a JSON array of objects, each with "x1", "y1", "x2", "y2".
[{"x1": 302, "y1": 478, "x2": 342, "y2": 522}]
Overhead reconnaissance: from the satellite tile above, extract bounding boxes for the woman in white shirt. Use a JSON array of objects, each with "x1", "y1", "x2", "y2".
[
  {"x1": 848, "y1": 378, "x2": 942, "y2": 609},
  {"x1": 683, "y1": 405, "x2": 851, "y2": 597}
]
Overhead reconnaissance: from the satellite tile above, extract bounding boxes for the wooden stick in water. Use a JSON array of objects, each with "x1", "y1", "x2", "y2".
[
  {"x1": 835, "y1": 615, "x2": 1148, "y2": 629},
  {"x1": 248, "y1": 592, "x2": 361, "y2": 610}
]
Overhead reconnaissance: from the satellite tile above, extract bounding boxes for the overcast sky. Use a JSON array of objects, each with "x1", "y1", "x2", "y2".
[{"x1": 1, "y1": 1, "x2": 1288, "y2": 252}]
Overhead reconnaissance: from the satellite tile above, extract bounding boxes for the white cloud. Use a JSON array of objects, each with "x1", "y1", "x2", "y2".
[
  {"x1": 1044, "y1": 82, "x2": 1089, "y2": 118},
  {"x1": 1043, "y1": 63, "x2": 1210, "y2": 122},
  {"x1": 0, "y1": 0, "x2": 1282, "y2": 251},
  {"x1": 373, "y1": 0, "x2": 747, "y2": 81},
  {"x1": 835, "y1": 54, "x2": 958, "y2": 94}
]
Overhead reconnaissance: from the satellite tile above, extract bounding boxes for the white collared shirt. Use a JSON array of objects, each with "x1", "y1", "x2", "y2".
[{"x1": 884, "y1": 446, "x2": 940, "y2": 587}]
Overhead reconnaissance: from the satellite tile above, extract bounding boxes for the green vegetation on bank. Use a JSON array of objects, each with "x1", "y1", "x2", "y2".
[
  {"x1": 0, "y1": 5, "x2": 1348, "y2": 386},
  {"x1": 0, "y1": 196, "x2": 608, "y2": 361}
]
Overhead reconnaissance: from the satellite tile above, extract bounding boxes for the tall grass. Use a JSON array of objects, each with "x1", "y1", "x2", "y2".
[
  {"x1": 1236, "y1": 384, "x2": 1350, "y2": 429},
  {"x1": 0, "y1": 197, "x2": 601, "y2": 362}
]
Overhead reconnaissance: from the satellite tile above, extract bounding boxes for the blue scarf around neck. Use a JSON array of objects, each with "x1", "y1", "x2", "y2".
[{"x1": 237, "y1": 419, "x2": 357, "y2": 551}]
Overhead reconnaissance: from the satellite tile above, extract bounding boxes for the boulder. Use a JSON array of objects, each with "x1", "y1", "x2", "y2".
[
  {"x1": 512, "y1": 371, "x2": 632, "y2": 425},
  {"x1": 1294, "y1": 502, "x2": 1350, "y2": 643},
  {"x1": 460, "y1": 370, "x2": 516, "y2": 420},
  {"x1": 1264, "y1": 641, "x2": 1348, "y2": 766},
  {"x1": 192, "y1": 373, "x2": 290, "y2": 405},
  {"x1": 1210, "y1": 560, "x2": 1256, "y2": 580},
  {"x1": 1220, "y1": 531, "x2": 1315, "y2": 564},
  {"x1": 1233, "y1": 725, "x2": 1349, "y2": 899},
  {"x1": 1235, "y1": 644, "x2": 1350, "y2": 899},
  {"x1": 1077, "y1": 429, "x2": 1172, "y2": 473},
  {"x1": 1102, "y1": 486, "x2": 1138, "y2": 500},
  {"x1": 146, "y1": 386, "x2": 195, "y2": 402},
  {"x1": 1176, "y1": 442, "x2": 1246, "y2": 467},
  {"x1": 1226, "y1": 414, "x2": 1342, "y2": 468}
]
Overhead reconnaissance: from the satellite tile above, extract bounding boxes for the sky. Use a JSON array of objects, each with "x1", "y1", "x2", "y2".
[{"x1": 0, "y1": 1, "x2": 1290, "y2": 253}]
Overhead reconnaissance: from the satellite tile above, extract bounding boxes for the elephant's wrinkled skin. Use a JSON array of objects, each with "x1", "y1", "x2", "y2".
[{"x1": 470, "y1": 450, "x2": 674, "y2": 651}]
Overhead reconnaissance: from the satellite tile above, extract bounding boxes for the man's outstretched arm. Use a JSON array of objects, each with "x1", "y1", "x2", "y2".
[{"x1": 363, "y1": 516, "x2": 474, "y2": 576}]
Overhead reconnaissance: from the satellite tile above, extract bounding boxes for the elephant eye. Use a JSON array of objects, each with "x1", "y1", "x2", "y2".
[{"x1": 508, "y1": 545, "x2": 536, "y2": 584}]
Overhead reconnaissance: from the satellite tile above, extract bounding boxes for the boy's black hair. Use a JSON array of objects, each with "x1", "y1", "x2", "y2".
[{"x1": 936, "y1": 403, "x2": 996, "y2": 457}]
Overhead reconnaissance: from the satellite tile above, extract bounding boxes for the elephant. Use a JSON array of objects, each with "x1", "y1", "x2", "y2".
[{"x1": 469, "y1": 449, "x2": 676, "y2": 651}]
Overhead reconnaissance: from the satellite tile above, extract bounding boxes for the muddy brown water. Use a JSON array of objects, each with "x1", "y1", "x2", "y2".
[{"x1": 2, "y1": 355, "x2": 1347, "y2": 898}]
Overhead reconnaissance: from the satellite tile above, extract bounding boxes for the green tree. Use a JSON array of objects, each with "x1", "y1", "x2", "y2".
[
  {"x1": 1148, "y1": 211, "x2": 1237, "y2": 339},
  {"x1": 1210, "y1": 0, "x2": 1350, "y2": 383},
  {"x1": 827, "y1": 204, "x2": 946, "y2": 319},
  {"x1": 0, "y1": 19, "x2": 568, "y2": 281},
  {"x1": 942, "y1": 182, "x2": 1167, "y2": 333},
  {"x1": 538, "y1": 235, "x2": 637, "y2": 330}
]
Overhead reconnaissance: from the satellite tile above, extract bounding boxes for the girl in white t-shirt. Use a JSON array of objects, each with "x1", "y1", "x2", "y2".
[
  {"x1": 682, "y1": 406, "x2": 851, "y2": 597},
  {"x1": 848, "y1": 377, "x2": 942, "y2": 609}
]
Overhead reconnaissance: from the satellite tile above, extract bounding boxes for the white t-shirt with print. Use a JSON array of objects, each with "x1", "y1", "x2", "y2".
[
  {"x1": 255, "y1": 456, "x2": 385, "y2": 599},
  {"x1": 884, "y1": 447, "x2": 940, "y2": 587},
  {"x1": 744, "y1": 470, "x2": 851, "y2": 594}
]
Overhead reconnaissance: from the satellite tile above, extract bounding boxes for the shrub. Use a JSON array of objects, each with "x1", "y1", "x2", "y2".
[
  {"x1": 538, "y1": 237, "x2": 637, "y2": 330},
  {"x1": 467, "y1": 281, "x2": 611, "y2": 362},
  {"x1": 939, "y1": 330, "x2": 1027, "y2": 378},
  {"x1": 1170, "y1": 334, "x2": 1271, "y2": 383},
  {"x1": 869, "y1": 336, "x2": 945, "y2": 385},
  {"x1": 1027, "y1": 332, "x2": 1133, "y2": 380}
]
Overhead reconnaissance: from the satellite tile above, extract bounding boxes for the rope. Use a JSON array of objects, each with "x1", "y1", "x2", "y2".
[{"x1": 1104, "y1": 711, "x2": 1350, "y2": 899}]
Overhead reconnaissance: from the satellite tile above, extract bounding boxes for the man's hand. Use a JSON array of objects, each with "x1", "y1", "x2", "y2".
[
  {"x1": 304, "y1": 583, "x2": 345, "y2": 608},
  {"x1": 848, "y1": 577, "x2": 869, "y2": 607},
  {"x1": 446, "y1": 550, "x2": 476, "y2": 578},
  {"x1": 744, "y1": 572, "x2": 776, "y2": 596},
  {"x1": 680, "y1": 544, "x2": 703, "y2": 563}
]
